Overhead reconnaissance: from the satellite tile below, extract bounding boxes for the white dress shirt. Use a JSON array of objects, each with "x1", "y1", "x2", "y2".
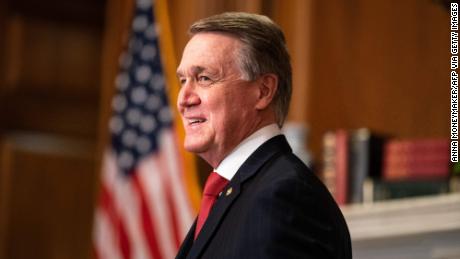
[{"x1": 215, "y1": 124, "x2": 282, "y2": 181}]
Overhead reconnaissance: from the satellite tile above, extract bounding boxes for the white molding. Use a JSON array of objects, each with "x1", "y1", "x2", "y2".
[{"x1": 342, "y1": 193, "x2": 460, "y2": 241}]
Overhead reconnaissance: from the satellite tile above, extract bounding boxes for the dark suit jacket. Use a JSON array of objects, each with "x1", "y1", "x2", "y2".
[{"x1": 176, "y1": 135, "x2": 352, "y2": 259}]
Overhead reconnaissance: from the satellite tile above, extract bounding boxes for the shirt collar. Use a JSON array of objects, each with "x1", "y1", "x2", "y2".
[{"x1": 215, "y1": 124, "x2": 282, "y2": 181}]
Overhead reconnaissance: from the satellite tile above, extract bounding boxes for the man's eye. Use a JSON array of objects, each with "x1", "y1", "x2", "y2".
[
  {"x1": 179, "y1": 78, "x2": 186, "y2": 85},
  {"x1": 198, "y1": 76, "x2": 211, "y2": 82}
]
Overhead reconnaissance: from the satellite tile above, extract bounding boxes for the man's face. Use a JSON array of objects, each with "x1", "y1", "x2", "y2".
[{"x1": 176, "y1": 33, "x2": 262, "y2": 167}]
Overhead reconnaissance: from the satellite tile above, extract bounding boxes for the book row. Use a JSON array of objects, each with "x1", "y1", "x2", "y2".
[{"x1": 320, "y1": 129, "x2": 452, "y2": 205}]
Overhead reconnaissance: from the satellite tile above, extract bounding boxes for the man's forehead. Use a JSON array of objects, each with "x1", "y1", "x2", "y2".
[{"x1": 176, "y1": 32, "x2": 243, "y2": 77}]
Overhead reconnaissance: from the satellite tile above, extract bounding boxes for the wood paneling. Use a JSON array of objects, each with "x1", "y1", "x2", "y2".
[
  {"x1": 271, "y1": 0, "x2": 314, "y2": 124},
  {"x1": 3, "y1": 15, "x2": 102, "y2": 93},
  {"x1": 0, "y1": 0, "x2": 105, "y2": 258},
  {"x1": 7, "y1": 0, "x2": 105, "y2": 25},
  {"x1": 308, "y1": 0, "x2": 451, "y2": 160},
  {"x1": 1, "y1": 13, "x2": 102, "y2": 138},
  {"x1": 0, "y1": 134, "x2": 96, "y2": 259},
  {"x1": 0, "y1": 139, "x2": 12, "y2": 259}
]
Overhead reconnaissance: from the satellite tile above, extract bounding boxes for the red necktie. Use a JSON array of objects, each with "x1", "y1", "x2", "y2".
[{"x1": 194, "y1": 172, "x2": 229, "y2": 239}]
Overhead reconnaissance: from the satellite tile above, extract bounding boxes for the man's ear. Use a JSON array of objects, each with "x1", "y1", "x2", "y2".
[{"x1": 255, "y1": 73, "x2": 278, "y2": 110}]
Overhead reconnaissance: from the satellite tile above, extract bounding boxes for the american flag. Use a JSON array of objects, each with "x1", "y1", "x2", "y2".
[{"x1": 93, "y1": 0, "x2": 195, "y2": 258}]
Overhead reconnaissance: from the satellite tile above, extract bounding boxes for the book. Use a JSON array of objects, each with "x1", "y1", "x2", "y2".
[
  {"x1": 321, "y1": 129, "x2": 348, "y2": 205},
  {"x1": 348, "y1": 128, "x2": 385, "y2": 203},
  {"x1": 321, "y1": 131, "x2": 337, "y2": 201},
  {"x1": 382, "y1": 138, "x2": 450, "y2": 180},
  {"x1": 335, "y1": 130, "x2": 349, "y2": 205}
]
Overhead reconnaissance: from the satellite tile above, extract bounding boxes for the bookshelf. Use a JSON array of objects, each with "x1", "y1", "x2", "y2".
[{"x1": 342, "y1": 193, "x2": 460, "y2": 258}]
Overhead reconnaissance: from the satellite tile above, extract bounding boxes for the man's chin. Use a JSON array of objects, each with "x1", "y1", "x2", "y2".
[{"x1": 183, "y1": 142, "x2": 208, "y2": 154}]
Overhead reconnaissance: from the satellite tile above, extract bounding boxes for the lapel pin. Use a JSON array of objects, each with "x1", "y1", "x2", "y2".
[{"x1": 226, "y1": 187, "x2": 233, "y2": 196}]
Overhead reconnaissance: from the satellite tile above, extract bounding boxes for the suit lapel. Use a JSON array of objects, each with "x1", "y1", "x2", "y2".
[{"x1": 185, "y1": 135, "x2": 292, "y2": 259}]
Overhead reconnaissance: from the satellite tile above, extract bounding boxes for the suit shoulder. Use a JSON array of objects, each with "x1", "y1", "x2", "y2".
[
  {"x1": 255, "y1": 151, "x2": 347, "y2": 226},
  {"x1": 260, "y1": 151, "x2": 318, "y2": 187},
  {"x1": 239, "y1": 152, "x2": 352, "y2": 258}
]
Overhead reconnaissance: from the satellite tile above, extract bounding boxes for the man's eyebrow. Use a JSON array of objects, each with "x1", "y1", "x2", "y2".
[{"x1": 176, "y1": 66, "x2": 206, "y2": 77}]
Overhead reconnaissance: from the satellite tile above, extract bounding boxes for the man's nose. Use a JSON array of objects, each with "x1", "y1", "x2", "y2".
[{"x1": 178, "y1": 81, "x2": 200, "y2": 109}]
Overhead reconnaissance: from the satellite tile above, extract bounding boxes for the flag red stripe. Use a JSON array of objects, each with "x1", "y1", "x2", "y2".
[
  {"x1": 171, "y1": 131, "x2": 195, "y2": 237},
  {"x1": 133, "y1": 174, "x2": 163, "y2": 259},
  {"x1": 100, "y1": 182, "x2": 132, "y2": 259},
  {"x1": 166, "y1": 179, "x2": 182, "y2": 247},
  {"x1": 158, "y1": 150, "x2": 182, "y2": 247}
]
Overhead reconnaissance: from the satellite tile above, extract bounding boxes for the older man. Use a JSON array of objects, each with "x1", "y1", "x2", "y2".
[{"x1": 175, "y1": 12, "x2": 351, "y2": 259}]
